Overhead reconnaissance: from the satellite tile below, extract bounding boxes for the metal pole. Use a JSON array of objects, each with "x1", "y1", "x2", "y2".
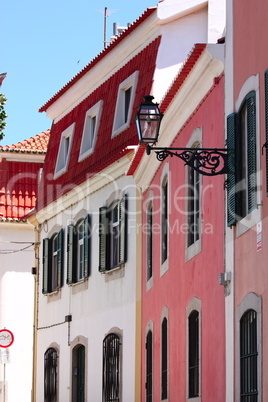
[
  {"x1": 3, "y1": 362, "x2": 6, "y2": 402},
  {"x1": 104, "y1": 7, "x2": 108, "y2": 49}
]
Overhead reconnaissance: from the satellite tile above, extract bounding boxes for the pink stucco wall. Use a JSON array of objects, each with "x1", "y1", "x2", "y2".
[
  {"x1": 141, "y1": 77, "x2": 226, "y2": 401},
  {"x1": 233, "y1": 1, "x2": 268, "y2": 399}
]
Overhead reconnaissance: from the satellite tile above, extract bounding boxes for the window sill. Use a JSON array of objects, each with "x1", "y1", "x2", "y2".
[
  {"x1": 104, "y1": 265, "x2": 125, "y2": 281},
  {"x1": 71, "y1": 279, "x2": 88, "y2": 294},
  {"x1": 46, "y1": 289, "x2": 61, "y2": 302},
  {"x1": 146, "y1": 276, "x2": 153, "y2": 292},
  {"x1": 185, "y1": 238, "x2": 201, "y2": 262},
  {"x1": 236, "y1": 206, "x2": 261, "y2": 237},
  {"x1": 160, "y1": 259, "x2": 169, "y2": 277}
]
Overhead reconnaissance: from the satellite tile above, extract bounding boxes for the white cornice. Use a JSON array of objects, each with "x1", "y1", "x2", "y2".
[
  {"x1": 133, "y1": 45, "x2": 224, "y2": 191},
  {"x1": 35, "y1": 151, "x2": 134, "y2": 223},
  {"x1": 0, "y1": 152, "x2": 46, "y2": 163}
]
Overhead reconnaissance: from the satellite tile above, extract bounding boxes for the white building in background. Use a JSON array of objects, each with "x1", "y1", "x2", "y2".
[{"x1": 0, "y1": 131, "x2": 49, "y2": 401}]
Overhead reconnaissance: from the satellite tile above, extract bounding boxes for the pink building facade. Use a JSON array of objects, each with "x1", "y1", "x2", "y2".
[
  {"x1": 131, "y1": 45, "x2": 226, "y2": 401},
  {"x1": 225, "y1": 0, "x2": 268, "y2": 400}
]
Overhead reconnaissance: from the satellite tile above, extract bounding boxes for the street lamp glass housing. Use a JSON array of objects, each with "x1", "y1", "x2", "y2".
[{"x1": 135, "y1": 95, "x2": 163, "y2": 144}]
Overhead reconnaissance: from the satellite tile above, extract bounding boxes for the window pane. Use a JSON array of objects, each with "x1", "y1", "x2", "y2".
[
  {"x1": 77, "y1": 221, "x2": 84, "y2": 281},
  {"x1": 110, "y1": 204, "x2": 120, "y2": 268},
  {"x1": 162, "y1": 180, "x2": 168, "y2": 264},
  {"x1": 189, "y1": 310, "x2": 199, "y2": 398},
  {"x1": 51, "y1": 235, "x2": 58, "y2": 291},
  {"x1": 124, "y1": 87, "x2": 132, "y2": 123},
  {"x1": 187, "y1": 161, "x2": 200, "y2": 247},
  {"x1": 240, "y1": 309, "x2": 258, "y2": 401},
  {"x1": 147, "y1": 204, "x2": 153, "y2": 280},
  {"x1": 146, "y1": 331, "x2": 153, "y2": 402},
  {"x1": 44, "y1": 348, "x2": 57, "y2": 402},
  {"x1": 161, "y1": 318, "x2": 168, "y2": 400},
  {"x1": 103, "y1": 333, "x2": 121, "y2": 402}
]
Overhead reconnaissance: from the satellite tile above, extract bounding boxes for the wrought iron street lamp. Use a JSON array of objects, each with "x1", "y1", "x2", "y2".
[{"x1": 135, "y1": 95, "x2": 228, "y2": 176}]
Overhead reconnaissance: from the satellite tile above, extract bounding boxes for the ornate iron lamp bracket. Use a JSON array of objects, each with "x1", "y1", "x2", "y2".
[{"x1": 146, "y1": 145, "x2": 228, "y2": 176}]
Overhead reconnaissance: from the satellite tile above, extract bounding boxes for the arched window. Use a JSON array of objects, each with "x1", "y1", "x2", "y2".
[
  {"x1": 240, "y1": 309, "x2": 258, "y2": 401},
  {"x1": 161, "y1": 317, "x2": 168, "y2": 400},
  {"x1": 188, "y1": 310, "x2": 199, "y2": 398},
  {"x1": 44, "y1": 348, "x2": 58, "y2": 402},
  {"x1": 72, "y1": 344, "x2": 85, "y2": 402},
  {"x1": 103, "y1": 333, "x2": 121, "y2": 402},
  {"x1": 146, "y1": 330, "x2": 153, "y2": 402}
]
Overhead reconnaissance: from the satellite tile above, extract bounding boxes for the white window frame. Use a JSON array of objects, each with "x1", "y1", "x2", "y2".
[
  {"x1": 112, "y1": 71, "x2": 139, "y2": 138},
  {"x1": 235, "y1": 75, "x2": 261, "y2": 237},
  {"x1": 54, "y1": 123, "x2": 75, "y2": 178},
  {"x1": 185, "y1": 128, "x2": 202, "y2": 262},
  {"x1": 79, "y1": 100, "x2": 103, "y2": 161}
]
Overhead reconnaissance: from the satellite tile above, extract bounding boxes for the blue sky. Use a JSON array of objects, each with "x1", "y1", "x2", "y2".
[{"x1": 1, "y1": 0, "x2": 157, "y2": 145}]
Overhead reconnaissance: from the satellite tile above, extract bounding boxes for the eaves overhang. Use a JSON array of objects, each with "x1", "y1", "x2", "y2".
[{"x1": 127, "y1": 42, "x2": 224, "y2": 190}]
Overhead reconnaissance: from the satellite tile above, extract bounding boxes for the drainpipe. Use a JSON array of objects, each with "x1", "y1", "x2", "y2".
[{"x1": 30, "y1": 220, "x2": 41, "y2": 402}]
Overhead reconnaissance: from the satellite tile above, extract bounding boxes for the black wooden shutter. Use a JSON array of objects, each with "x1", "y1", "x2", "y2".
[
  {"x1": 83, "y1": 214, "x2": 91, "y2": 278},
  {"x1": 265, "y1": 70, "x2": 268, "y2": 195},
  {"x1": 42, "y1": 238, "x2": 50, "y2": 294},
  {"x1": 67, "y1": 224, "x2": 75, "y2": 284},
  {"x1": 57, "y1": 229, "x2": 64, "y2": 288},
  {"x1": 119, "y1": 195, "x2": 127, "y2": 265},
  {"x1": 227, "y1": 113, "x2": 237, "y2": 227},
  {"x1": 246, "y1": 91, "x2": 257, "y2": 213},
  {"x1": 99, "y1": 207, "x2": 108, "y2": 272}
]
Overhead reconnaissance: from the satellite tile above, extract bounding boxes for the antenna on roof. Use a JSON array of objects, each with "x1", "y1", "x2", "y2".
[{"x1": 103, "y1": 7, "x2": 109, "y2": 49}]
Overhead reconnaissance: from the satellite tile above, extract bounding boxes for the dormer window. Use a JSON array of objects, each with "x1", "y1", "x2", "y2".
[
  {"x1": 79, "y1": 100, "x2": 103, "y2": 161},
  {"x1": 112, "y1": 71, "x2": 139, "y2": 137},
  {"x1": 54, "y1": 123, "x2": 75, "y2": 178}
]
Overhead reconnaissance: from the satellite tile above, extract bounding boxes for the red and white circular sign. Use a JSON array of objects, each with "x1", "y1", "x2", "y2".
[{"x1": 0, "y1": 329, "x2": 14, "y2": 348}]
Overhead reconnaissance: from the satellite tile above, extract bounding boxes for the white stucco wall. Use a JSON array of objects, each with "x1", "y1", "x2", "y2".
[
  {"x1": 0, "y1": 222, "x2": 35, "y2": 402},
  {"x1": 35, "y1": 172, "x2": 139, "y2": 402}
]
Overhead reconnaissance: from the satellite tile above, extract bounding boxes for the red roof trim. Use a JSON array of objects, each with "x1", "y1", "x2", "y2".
[
  {"x1": 39, "y1": 7, "x2": 156, "y2": 113},
  {"x1": 127, "y1": 43, "x2": 206, "y2": 176}
]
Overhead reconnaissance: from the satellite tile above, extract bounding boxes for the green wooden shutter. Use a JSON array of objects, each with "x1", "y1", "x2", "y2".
[
  {"x1": 246, "y1": 91, "x2": 257, "y2": 213},
  {"x1": 42, "y1": 238, "x2": 50, "y2": 294},
  {"x1": 227, "y1": 113, "x2": 237, "y2": 227},
  {"x1": 119, "y1": 195, "x2": 127, "y2": 265},
  {"x1": 265, "y1": 70, "x2": 268, "y2": 195},
  {"x1": 57, "y1": 229, "x2": 64, "y2": 288},
  {"x1": 67, "y1": 224, "x2": 75, "y2": 285},
  {"x1": 99, "y1": 207, "x2": 108, "y2": 272},
  {"x1": 83, "y1": 215, "x2": 91, "y2": 278}
]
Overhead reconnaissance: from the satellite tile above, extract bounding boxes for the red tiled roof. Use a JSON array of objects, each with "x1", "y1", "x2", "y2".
[
  {"x1": 39, "y1": 7, "x2": 156, "y2": 113},
  {"x1": 127, "y1": 43, "x2": 206, "y2": 176},
  {"x1": 0, "y1": 130, "x2": 49, "y2": 220},
  {"x1": 36, "y1": 36, "x2": 161, "y2": 211},
  {"x1": 0, "y1": 130, "x2": 50, "y2": 154}
]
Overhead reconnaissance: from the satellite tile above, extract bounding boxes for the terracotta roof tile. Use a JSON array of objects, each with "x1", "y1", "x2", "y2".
[{"x1": 0, "y1": 130, "x2": 50, "y2": 153}]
